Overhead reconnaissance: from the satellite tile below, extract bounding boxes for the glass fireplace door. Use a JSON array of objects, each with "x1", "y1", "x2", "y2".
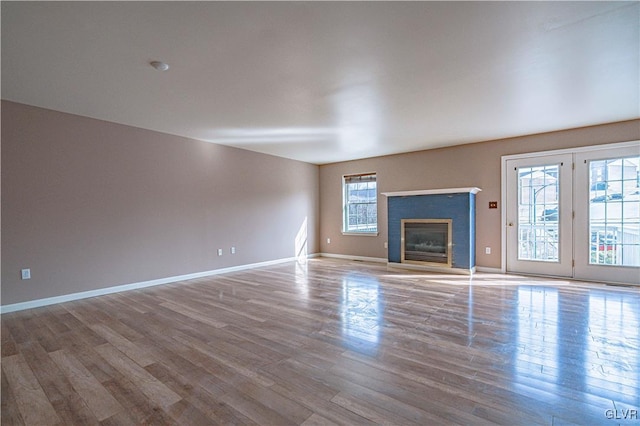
[{"x1": 401, "y1": 219, "x2": 452, "y2": 267}]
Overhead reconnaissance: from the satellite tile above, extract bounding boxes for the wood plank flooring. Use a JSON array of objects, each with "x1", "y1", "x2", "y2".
[{"x1": 2, "y1": 258, "x2": 639, "y2": 425}]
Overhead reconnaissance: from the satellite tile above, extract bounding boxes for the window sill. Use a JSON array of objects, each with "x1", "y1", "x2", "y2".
[{"x1": 342, "y1": 232, "x2": 379, "y2": 237}]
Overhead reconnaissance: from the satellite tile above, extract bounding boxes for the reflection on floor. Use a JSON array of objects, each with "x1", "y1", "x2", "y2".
[{"x1": 2, "y1": 258, "x2": 639, "y2": 425}]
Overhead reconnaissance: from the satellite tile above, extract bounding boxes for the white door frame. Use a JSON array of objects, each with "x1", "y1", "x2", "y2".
[{"x1": 500, "y1": 140, "x2": 639, "y2": 276}]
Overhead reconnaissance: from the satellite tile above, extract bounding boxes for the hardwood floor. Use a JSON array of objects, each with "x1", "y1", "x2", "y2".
[{"x1": 2, "y1": 258, "x2": 639, "y2": 425}]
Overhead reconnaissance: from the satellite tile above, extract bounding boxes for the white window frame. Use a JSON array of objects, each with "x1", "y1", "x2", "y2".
[{"x1": 342, "y1": 172, "x2": 379, "y2": 236}]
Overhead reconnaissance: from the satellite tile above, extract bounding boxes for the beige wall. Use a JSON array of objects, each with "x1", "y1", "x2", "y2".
[
  {"x1": 1, "y1": 101, "x2": 320, "y2": 305},
  {"x1": 319, "y1": 120, "x2": 640, "y2": 269},
  {"x1": 3, "y1": 100, "x2": 638, "y2": 306}
]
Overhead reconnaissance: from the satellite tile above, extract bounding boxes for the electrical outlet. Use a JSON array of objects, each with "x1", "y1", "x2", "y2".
[
  {"x1": 327, "y1": 238, "x2": 331, "y2": 244},
  {"x1": 217, "y1": 249, "x2": 223, "y2": 256},
  {"x1": 231, "y1": 246, "x2": 236, "y2": 254},
  {"x1": 489, "y1": 201, "x2": 498, "y2": 209},
  {"x1": 485, "y1": 247, "x2": 491, "y2": 255},
  {"x1": 21, "y1": 268, "x2": 31, "y2": 280},
  {"x1": 384, "y1": 242, "x2": 388, "y2": 249}
]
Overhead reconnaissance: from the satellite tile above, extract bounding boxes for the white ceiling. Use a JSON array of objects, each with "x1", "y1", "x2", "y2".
[{"x1": 2, "y1": 1, "x2": 638, "y2": 164}]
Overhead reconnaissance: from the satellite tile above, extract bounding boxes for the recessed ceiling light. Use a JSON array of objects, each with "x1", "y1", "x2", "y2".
[{"x1": 150, "y1": 61, "x2": 169, "y2": 71}]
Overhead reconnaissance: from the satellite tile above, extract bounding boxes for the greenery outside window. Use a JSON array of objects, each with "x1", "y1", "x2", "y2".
[{"x1": 343, "y1": 173, "x2": 378, "y2": 235}]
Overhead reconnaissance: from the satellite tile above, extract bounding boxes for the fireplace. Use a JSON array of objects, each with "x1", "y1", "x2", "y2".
[
  {"x1": 383, "y1": 187, "x2": 480, "y2": 274},
  {"x1": 402, "y1": 219, "x2": 452, "y2": 267}
]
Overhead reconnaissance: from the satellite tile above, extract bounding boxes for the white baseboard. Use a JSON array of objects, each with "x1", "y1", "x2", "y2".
[
  {"x1": 0, "y1": 255, "x2": 311, "y2": 314},
  {"x1": 0, "y1": 255, "x2": 507, "y2": 314},
  {"x1": 387, "y1": 262, "x2": 475, "y2": 275},
  {"x1": 320, "y1": 254, "x2": 503, "y2": 275},
  {"x1": 318, "y1": 253, "x2": 388, "y2": 263},
  {"x1": 475, "y1": 266, "x2": 504, "y2": 274}
]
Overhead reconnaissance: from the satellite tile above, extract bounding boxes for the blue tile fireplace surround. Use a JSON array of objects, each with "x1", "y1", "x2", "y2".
[{"x1": 383, "y1": 188, "x2": 481, "y2": 274}]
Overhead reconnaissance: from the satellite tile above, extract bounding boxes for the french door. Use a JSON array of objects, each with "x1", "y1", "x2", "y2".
[
  {"x1": 506, "y1": 154, "x2": 573, "y2": 277},
  {"x1": 574, "y1": 146, "x2": 640, "y2": 284},
  {"x1": 505, "y1": 143, "x2": 640, "y2": 284}
]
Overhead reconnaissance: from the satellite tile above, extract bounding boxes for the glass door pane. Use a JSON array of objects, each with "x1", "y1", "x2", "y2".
[
  {"x1": 575, "y1": 145, "x2": 640, "y2": 284},
  {"x1": 517, "y1": 165, "x2": 560, "y2": 262},
  {"x1": 588, "y1": 156, "x2": 640, "y2": 267}
]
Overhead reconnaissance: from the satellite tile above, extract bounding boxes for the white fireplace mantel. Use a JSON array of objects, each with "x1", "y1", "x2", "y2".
[{"x1": 382, "y1": 187, "x2": 481, "y2": 197}]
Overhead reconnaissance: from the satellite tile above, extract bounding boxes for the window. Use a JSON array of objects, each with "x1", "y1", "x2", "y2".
[{"x1": 343, "y1": 173, "x2": 377, "y2": 234}]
